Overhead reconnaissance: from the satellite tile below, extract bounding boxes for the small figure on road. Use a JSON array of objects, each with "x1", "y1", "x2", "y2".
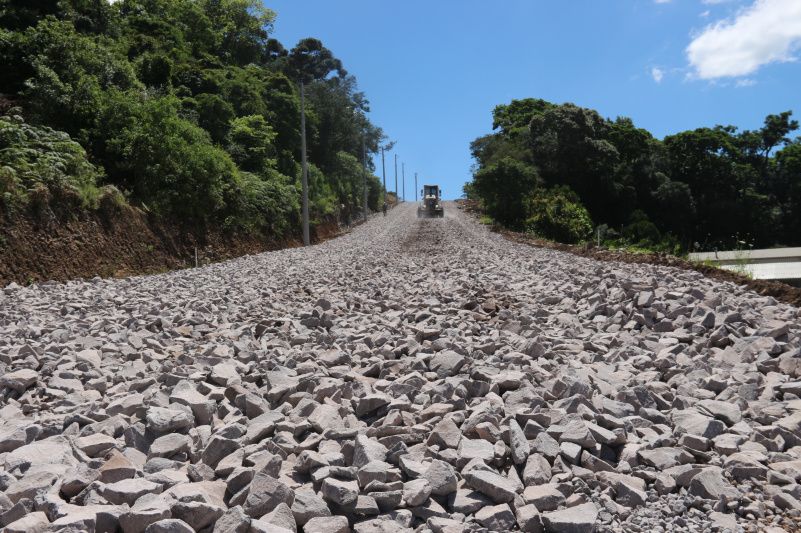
[{"x1": 382, "y1": 201, "x2": 388, "y2": 217}]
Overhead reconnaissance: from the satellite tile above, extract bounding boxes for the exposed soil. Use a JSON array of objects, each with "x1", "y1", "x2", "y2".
[
  {"x1": 457, "y1": 199, "x2": 801, "y2": 308},
  {"x1": 0, "y1": 201, "x2": 341, "y2": 286}
]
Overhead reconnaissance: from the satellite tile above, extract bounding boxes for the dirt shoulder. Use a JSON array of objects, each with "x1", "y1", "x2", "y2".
[
  {"x1": 457, "y1": 199, "x2": 801, "y2": 308},
  {"x1": 0, "y1": 203, "x2": 341, "y2": 286}
]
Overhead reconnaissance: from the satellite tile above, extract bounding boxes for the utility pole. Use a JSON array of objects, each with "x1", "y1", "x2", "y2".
[
  {"x1": 381, "y1": 147, "x2": 386, "y2": 205},
  {"x1": 394, "y1": 154, "x2": 398, "y2": 203},
  {"x1": 362, "y1": 135, "x2": 368, "y2": 220},
  {"x1": 402, "y1": 163, "x2": 405, "y2": 203},
  {"x1": 300, "y1": 80, "x2": 310, "y2": 246},
  {"x1": 415, "y1": 172, "x2": 418, "y2": 202}
]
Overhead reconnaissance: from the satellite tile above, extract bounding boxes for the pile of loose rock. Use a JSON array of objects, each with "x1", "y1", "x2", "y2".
[{"x1": 0, "y1": 203, "x2": 800, "y2": 532}]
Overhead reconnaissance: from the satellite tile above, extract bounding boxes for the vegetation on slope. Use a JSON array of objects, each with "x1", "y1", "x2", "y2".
[
  {"x1": 465, "y1": 98, "x2": 801, "y2": 252},
  {"x1": 0, "y1": 0, "x2": 384, "y2": 236}
]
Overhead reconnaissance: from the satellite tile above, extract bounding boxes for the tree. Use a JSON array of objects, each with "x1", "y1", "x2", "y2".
[
  {"x1": 760, "y1": 111, "x2": 798, "y2": 163},
  {"x1": 472, "y1": 157, "x2": 540, "y2": 228},
  {"x1": 774, "y1": 140, "x2": 801, "y2": 243},
  {"x1": 492, "y1": 98, "x2": 554, "y2": 134},
  {"x1": 651, "y1": 179, "x2": 695, "y2": 240},
  {"x1": 468, "y1": 96, "x2": 801, "y2": 250},
  {"x1": 529, "y1": 103, "x2": 621, "y2": 223},
  {"x1": 104, "y1": 96, "x2": 238, "y2": 225},
  {"x1": 10, "y1": 18, "x2": 139, "y2": 141},
  {"x1": 288, "y1": 38, "x2": 346, "y2": 84},
  {"x1": 0, "y1": 1, "x2": 387, "y2": 241},
  {"x1": 192, "y1": 93, "x2": 235, "y2": 143},
  {"x1": 227, "y1": 114, "x2": 276, "y2": 173},
  {"x1": 288, "y1": 37, "x2": 346, "y2": 245},
  {"x1": 201, "y1": 0, "x2": 275, "y2": 65}
]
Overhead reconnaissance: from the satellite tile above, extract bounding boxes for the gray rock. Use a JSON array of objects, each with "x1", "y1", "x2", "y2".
[
  {"x1": 145, "y1": 519, "x2": 195, "y2": 533},
  {"x1": 119, "y1": 494, "x2": 172, "y2": 533},
  {"x1": 5, "y1": 471, "x2": 58, "y2": 503},
  {"x1": 171, "y1": 501, "x2": 225, "y2": 531},
  {"x1": 515, "y1": 503, "x2": 543, "y2": 533},
  {"x1": 403, "y1": 478, "x2": 432, "y2": 506},
  {"x1": 457, "y1": 439, "x2": 494, "y2": 467},
  {"x1": 244, "y1": 473, "x2": 294, "y2": 518},
  {"x1": 464, "y1": 469, "x2": 518, "y2": 503},
  {"x1": 523, "y1": 483, "x2": 565, "y2": 511},
  {"x1": 0, "y1": 369, "x2": 38, "y2": 393},
  {"x1": 688, "y1": 467, "x2": 740, "y2": 500},
  {"x1": 321, "y1": 477, "x2": 359, "y2": 506},
  {"x1": 4, "y1": 511, "x2": 50, "y2": 533},
  {"x1": 212, "y1": 506, "x2": 250, "y2": 533},
  {"x1": 508, "y1": 419, "x2": 529, "y2": 465},
  {"x1": 429, "y1": 351, "x2": 465, "y2": 377},
  {"x1": 423, "y1": 459, "x2": 457, "y2": 496},
  {"x1": 146, "y1": 407, "x2": 194, "y2": 433},
  {"x1": 541, "y1": 502, "x2": 598, "y2": 533},
  {"x1": 304, "y1": 515, "x2": 350, "y2": 533},
  {"x1": 353, "y1": 435, "x2": 388, "y2": 468},
  {"x1": 149, "y1": 434, "x2": 191, "y2": 459},
  {"x1": 4, "y1": 436, "x2": 76, "y2": 471},
  {"x1": 475, "y1": 503, "x2": 516, "y2": 531},
  {"x1": 101, "y1": 478, "x2": 163, "y2": 506},
  {"x1": 427, "y1": 417, "x2": 462, "y2": 449},
  {"x1": 258, "y1": 502, "x2": 297, "y2": 533},
  {"x1": 290, "y1": 490, "x2": 330, "y2": 526},
  {"x1": 523, "y1": 453, "x2": 552, "y2": 485},
  {"x1": 3, "y1": 201, "x2": 799, "y2": 532},
  {"x1": 75, "y1": 433, "x2": 117, "y2": 457}
]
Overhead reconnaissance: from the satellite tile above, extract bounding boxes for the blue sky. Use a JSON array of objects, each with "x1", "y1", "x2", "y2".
[{"x1": 267, "y1": 0, "x2": 801, "y2": 200}]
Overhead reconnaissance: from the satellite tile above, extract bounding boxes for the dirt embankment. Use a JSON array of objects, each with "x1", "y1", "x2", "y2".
[
  {"x1": 457, "y1": 199, "x2": 801, "y2": 308},
  {"x1": 0, "y1": 202, "x2": 339, "y2": 286}
]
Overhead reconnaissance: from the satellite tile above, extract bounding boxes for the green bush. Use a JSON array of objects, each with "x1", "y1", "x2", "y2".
[
  {"x1": 104, "y1": 96, "x2": 238, "y2": 225},
  {"x1": 525, "y1": 187, "x2": 593, "y2": 244},
  {"x1": 306, "y1": 163, "x2": 337, "y2": 219},
  {"x1": 622, "y1": 210, "x2": 661, "y2": 246},
  {"x1": 0, "y1": 113, "x2": 104, "y2": 208},
  {"x1": 227, "y1": 115, "x2": 277, "y2": 173},
  {"x1": 227, "y1": 170, "x2": 298, "y2": 235}
]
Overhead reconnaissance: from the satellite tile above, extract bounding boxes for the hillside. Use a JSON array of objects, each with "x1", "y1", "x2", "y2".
[{"x1": 0, "y1": 0, "x2": 385, "y2": 280}]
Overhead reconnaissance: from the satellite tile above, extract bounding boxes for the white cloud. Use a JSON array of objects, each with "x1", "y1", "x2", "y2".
[
  {"x1": 700, "y1": 10, "x2": 711, "y2": 17},
  {"x1": 735, "y1": 78, "x2": 757, "y2": 86},
  {"x1": 654, "y1": 0, "x2": 672, "y2": 3},
  {"x1": 687, "y1": 0, "x2": 801, "y2": 79},
  {"x1": 651, "y1": 67, "x2": 665, "y2": 83}
]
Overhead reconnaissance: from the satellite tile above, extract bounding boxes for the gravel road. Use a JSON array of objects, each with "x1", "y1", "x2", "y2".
[{"x1": 1, "y1": 202, "x2": 800, "y2": 533}]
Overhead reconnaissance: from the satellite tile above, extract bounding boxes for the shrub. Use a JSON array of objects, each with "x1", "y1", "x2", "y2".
[
  {"x1": 622, "y1": 210, "x2": 661, "y2": 246},
  {"x1": 104, "y1": 96, "x2": 238, "y2": 225},
  {"x1": 525, "y1": 187, "x2": 593, "y2": 244},
  {"x1": 227, "y1": 170, "x2": 298, "y2": 235},
  {"x1": 0, "y1": 113, "x2": 104, "y2": 208}
]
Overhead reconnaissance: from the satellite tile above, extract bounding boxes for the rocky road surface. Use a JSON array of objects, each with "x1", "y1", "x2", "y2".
[{"x1": 1, "y1": 202, "x2": 801, "y2": 533}]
